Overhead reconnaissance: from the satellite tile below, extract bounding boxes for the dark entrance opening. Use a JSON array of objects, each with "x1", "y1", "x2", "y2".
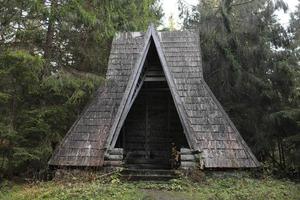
[{"x1": 115, "y1": 39, "x2": 189, "y2": 169}]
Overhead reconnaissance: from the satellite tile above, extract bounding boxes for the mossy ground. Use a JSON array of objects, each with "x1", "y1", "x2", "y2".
[{"x1": 1, "y1": 176, "x2": 299, "y2": 200}]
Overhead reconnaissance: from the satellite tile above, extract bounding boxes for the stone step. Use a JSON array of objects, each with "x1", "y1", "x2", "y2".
[
  {"x1": 122, "y1": 168, "x2": 177, "y2": 176},
  {"x1": 126, "y1": 158, "x2": 170, "y2": 165},
  {"x1": 125, "y1": 164, "x2": 170, "y2": 169},
  {"x1": 121, "y1": 168, "x2": 178, "y2": 181}
]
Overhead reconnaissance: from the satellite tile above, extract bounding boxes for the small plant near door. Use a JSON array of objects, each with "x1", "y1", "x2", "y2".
[
  {"x1": 170, "y1": 143, "x2": 180, "y2": 169},
  {"x1": 194, "y1": 151, "x2": 205, "y2": 170}
]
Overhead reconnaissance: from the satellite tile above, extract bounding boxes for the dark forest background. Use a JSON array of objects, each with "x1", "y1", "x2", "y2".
[{"x1": 0, "y1": 0, "x2": 299, "y2": 180}]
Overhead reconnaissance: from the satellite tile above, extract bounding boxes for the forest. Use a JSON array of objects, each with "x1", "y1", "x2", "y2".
[{"x1": 0, "y1": 0, "x2": 299, "y2": 183}]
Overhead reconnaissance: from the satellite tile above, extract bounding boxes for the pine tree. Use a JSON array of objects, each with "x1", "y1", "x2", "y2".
[
  {"x1": 179, "y1": 0, "x2": 299, "y2": 177},
  {"x1": 0, "y1": 0, "x2": 163, "y2": 178}
]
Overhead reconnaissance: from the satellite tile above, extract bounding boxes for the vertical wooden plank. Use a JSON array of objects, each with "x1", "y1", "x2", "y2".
[
  {"x1": 145, "y1": 92, "x2": 149, "y2": 159},
  {"x1": 167, "y1": 95, "x2": 170, "y2": 138}
]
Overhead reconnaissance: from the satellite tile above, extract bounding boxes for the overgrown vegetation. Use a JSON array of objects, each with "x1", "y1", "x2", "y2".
[{"x1": 1, "y1": 176, "x2": 299, "y2": 200}]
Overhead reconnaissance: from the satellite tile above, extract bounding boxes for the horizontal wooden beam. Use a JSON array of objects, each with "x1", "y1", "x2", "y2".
[
  {"x1": 142, "y1": 88, "x2": 169, "y2": 91},
  {"x1": 145, "y1": 77, "x2": 166, "y2": 82}
]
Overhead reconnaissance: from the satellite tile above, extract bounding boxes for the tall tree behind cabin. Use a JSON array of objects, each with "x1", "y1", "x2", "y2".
[
  {"x1": 0, "y1": 0, "x2": 162, "y2": 178},
  {"x1": 179, "y1": 0, "x2": 300, "y2": 177}
]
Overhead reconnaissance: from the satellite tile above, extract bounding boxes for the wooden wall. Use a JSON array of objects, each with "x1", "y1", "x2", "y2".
[{"x1": 116, "y1": 81, "x2": 188, "y2": 169}]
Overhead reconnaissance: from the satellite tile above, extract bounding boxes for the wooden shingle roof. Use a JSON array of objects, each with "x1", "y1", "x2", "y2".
[{"x1": 49, "y1": 25, "x2": 260, "y2": 168}]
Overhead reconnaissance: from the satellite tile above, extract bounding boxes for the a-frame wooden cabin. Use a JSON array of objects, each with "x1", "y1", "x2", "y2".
[{"x1": 49, "y1": 25, "x2": 260, "y2": 170}]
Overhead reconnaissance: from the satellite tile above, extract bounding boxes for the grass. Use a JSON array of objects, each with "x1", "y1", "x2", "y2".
[{"x1": 0, "y1": 176, "x2": 299, "y2": 200}]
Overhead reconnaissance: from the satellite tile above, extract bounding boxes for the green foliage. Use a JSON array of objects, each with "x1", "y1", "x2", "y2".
[
  {"x1": 131, "y1": 178, "x2": 190, "y2": 191},
  {"x1": 0, "y1": 0, "x2": 162, "y2": 74},
  {"x1": 179, "y1": 0, "x2": 300, "y2": 178},
  {"x1": 194, "y1": 177, "x2": 299, "y2": 200},
  {"x1": 290, "y1": 1, "x2": 300, "y2": 54},
  {"x1": 0, "y1": 0, "x2": 162, "y2": 179},
  {"x1": 0, "y1": 50, "x2": 44, "y2": 176},
  {"x1": 0, "y1": 50, "x2": 103, "y2": 178},
  {"x1": 0, "y1": 181, "x2": 144, "y2": 200}
]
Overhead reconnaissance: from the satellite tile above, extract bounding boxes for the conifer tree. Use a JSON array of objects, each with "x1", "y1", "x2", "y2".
[
  {"x1": 0, "y1": 0, "x2": 162, "y2": 178},
  {"x1": 179, "y1": 0, "x2": 299, "y2": 177}
]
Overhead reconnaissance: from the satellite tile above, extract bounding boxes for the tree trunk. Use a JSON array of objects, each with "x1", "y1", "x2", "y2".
[
  {"x1": 272, "y1": 146, "x2": 275, "y2": 167},
  {"x1": 281, "y1": 140, "x2": 286, "y2": 169},
  {"x1": 278, "y1": 139, "x2": 282, "y2": 167},
  {"x1": 43, "y1": 0, "x2": 57, "y2": 73}
]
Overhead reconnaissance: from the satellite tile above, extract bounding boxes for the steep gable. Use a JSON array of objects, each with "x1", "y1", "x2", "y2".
[{"x1": 106, "y1": 26, "x2": 198, "y2": 150}]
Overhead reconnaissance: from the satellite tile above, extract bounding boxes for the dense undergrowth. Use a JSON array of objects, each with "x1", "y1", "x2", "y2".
[{"x1": 1, "y1": 175, "x2": 299, "y2": 200}]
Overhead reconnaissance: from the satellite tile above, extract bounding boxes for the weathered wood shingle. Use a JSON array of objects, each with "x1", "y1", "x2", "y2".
[
  {"x1": 159, "y1": 30, "x2": 259, "y2": 168},
  {"x1": 49, "y1": 26, "x2": 260, "y2": 168},
  {"x1": 49, "y1": 32, "x2": 146, "y2": 166}
]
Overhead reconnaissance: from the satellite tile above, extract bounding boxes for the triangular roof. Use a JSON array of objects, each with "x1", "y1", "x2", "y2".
[
  {"x1": 105, "y1": 25, "x2": 197, "y2": 150},
  {"x1": 49, "y1": 25, "x2": 260, "y2": 168}
]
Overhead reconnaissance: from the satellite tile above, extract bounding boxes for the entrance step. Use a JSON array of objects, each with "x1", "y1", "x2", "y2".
[
  {"x1": 126, "y1": 158, "x2": 170, "y2": 164},
  {"x1": 125, "y1": 163, "x2": 170, "y2": 169},
  {"x1": 121, "y1": 168, "x2": 178, "y2": 181}
]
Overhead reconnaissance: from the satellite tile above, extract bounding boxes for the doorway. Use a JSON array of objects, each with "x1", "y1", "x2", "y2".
[{"x1": 116, "y1": 81, "x2": 188, "y2": 169}]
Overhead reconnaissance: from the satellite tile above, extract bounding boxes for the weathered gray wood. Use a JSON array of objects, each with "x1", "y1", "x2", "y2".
[
  {"x1": 122, "y1": 84, "x2": 187, "y2": 169},
  {"x1": 105, "y1": 154, "x2": 123, "y2": 161},
  {"x1": 107, "y1": 30, "x2": 152, "y2": 149},
  {"x1": 180, "y1": 161, "x2": 196, "y2": 168},
  {"x1": 145, "y1": 70, "x2": 164, "y2": 76},
  {"x1": 180, "y1": 148, "x2": 193, "y2": 154},
  {"x1": 49, "y1": 25, "x2": 260, "y2": 169},
  {"x1": 144, "y1": 77, "x2": 166, "y2": 81},
  {"x1": 108, "y1": 148, "x2": 123, "y2": 155},
  {"x1": 201, "y1": 81, "x2": 261, "y2": 167},
  {"x1": 104, "y1": 160, "x2": 123, "y2": 166},
  {"x1": 151, "y1": 26, "x2": 198, "y2": 151},
  {"x1": 181, "y1": 154, "x2": 196, "y2": 161}
]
